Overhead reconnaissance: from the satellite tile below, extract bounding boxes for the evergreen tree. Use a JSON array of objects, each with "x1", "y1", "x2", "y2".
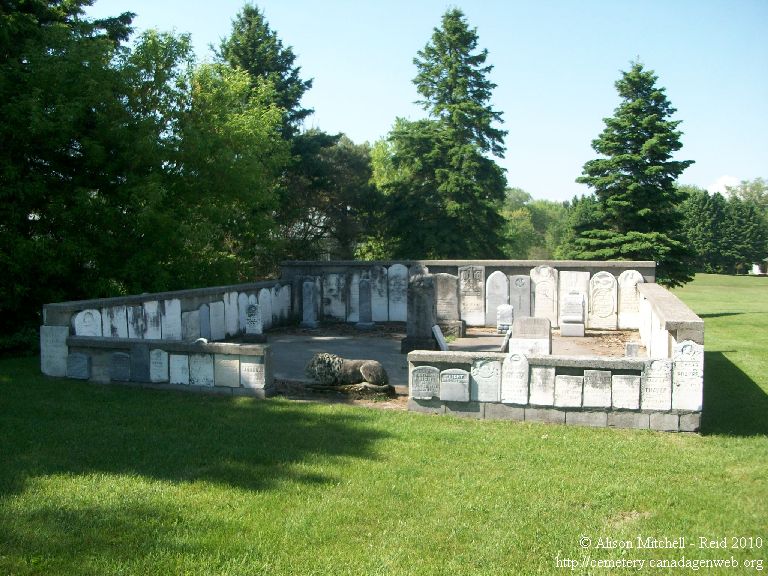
[
  {"x1": 571, "y1": 62, "x2": 695, "y2": 287},
  {"x1": 679, "y1": 186, "x2": 729, "y2": 273},
  {"x1": 376, "y1": 9, "x2": 507, "y2": 259}
]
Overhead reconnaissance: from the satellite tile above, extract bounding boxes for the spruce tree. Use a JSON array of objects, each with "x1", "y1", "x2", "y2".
[{"x1": 572, "y1": 62, "x2": 695, "y2": 287}]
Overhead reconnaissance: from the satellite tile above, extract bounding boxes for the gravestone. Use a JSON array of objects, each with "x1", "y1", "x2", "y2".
[
  {"x1": 430, "y1": 325, "x2": 448, "y2": 351},
  {"x1": 130, "y1": 344, "x2": 150, "y2": 382},
  {"x1": 238, "y1": 293, "x2": 249, "y2": 333},
  {"x1": 161, "y1": 299, "x2": 182, "y2": 341},
  {"x1": 508, "y1": 317, "x2": 552, "y2": 355},
  {"x1": 102, "y1": 306, "x2": 128, "y2": 338},
  {"x1": 127, "y1": 305, "x2": 147, "y2": 339},
  {"x1": 583, "y1": 369, "x2": 611, "y2": 407},
  {"x1": 322, "y1": 274, "x2": 346, "y2": 321},
  {"x1": 199, "y1": 304, "x2": 211, "y2": 340},
  {"x1": 189, "y1": 354, "x2": 214, "y2": 387},
  {"x1": 458, "y1": 265, "x2": 485, "y2": 326},
  {"x1": 278, "y1": 284, "x2": 291, "y2": 322},
  {"x1": 530, "y1": 265, "x2": 558, "y2": 327},
  {"x1": 143, "y1": 301, "x2": 162, "y2": 339},
  {"x1": 181, "y1": 311, "x2": 201, "y2": 341},
  {"x1": 214, "y1": 354, "x2": 239, "y2": 388},
  {"x1": 496, "y1": 304, "x2": 514, "y2": 334},
  {"x1": 272, "y1": 286, "x2": 282, "y2": 326},
  {"x1": 169, "y1": 354, "x2": 189, "y2": 385},
  {"x1": 509, "y1": 275, "x2": 532, "y2": 318},
  {"x1": 618, "y1": 270, "x2": 645, "y2": 329},
  {"x1": 224, "y1": 292, "x2": 240, "y2": 337},
  {"x1": 388, "y1": 264, "x2": 408, "y2": 321},
  {"x1": 370, "y1": 266, "x2": 389, "y2": 322},
  {"x1": 401, "y1": 271, "x2": 437, "y2": 353},
  {"x1": 149, "y1": 349, "x2": 169, "y2": 383},
  {"x1": 245, "y1": 300, "x2": 264, "y2": 339},
  {"x1": 258, "y1": 288, "x2": 273, "y2": 330},
  {"x1": 485, "y1": 271, "x2": 509, "y2": 327},
  {"x1": 672, "y1": 340, "x2": 704, "y2": 411},
  {"x1": 471, "y1": 359, "x2": 501, "y2": 402},
  {"x1": 110, "y1": 352, "x2": 131, "y2": 381},
  {"x1": 498, "y1": 327, "x2": 513, "y2": 353},
  {"x1": 588, "y1": 271, "x2": 618, "y2": 330},
  {"x1": 240, "y1": 356, "x2": 266, "y2": 388},
  {"x1": 558, "y1": 271, "x2": 590, "y2": 326},
  {"x1": 73, "y1": 309, "x2": 102, "y2": 337},
  {"x1": 40, "y1": 325, "x2": 70, "y2": 377},
  {"x1": 411, "y1": 365, "x2": 440, "y2": 400},
  {"x1": 554, "y1": 375, "x2": 583, "y2": 407},
  {"x1": 66, "y1": 353, "x2": 91, "y2": 380},
  {"x1": 301, "y1": 280, "x2": 318, "y2": 328},
  {"x1": 434, "y1": 273, "x2": 465, "y2": 337},
  {"x1": 529, "y1": 366, "x2": 556, "y2": 405},
  {"x1": 501, "y1": 353, "x2": 529, "y2": 404},
  {"x1": 641, "y1": 359, "x2": 672, "y2": 411},
  {"x1": 347, "y1": 272, "x2": 361, "y2": 323},
  {"x1": 612, "y1": 374, "x2": 640, "y2": 409},
  {"x1": 560, "y1": 291, "x2": 586, "y2": 337},
  {"x1": 355, "y1": 278, "x2": 375, "y2": 330},
  {"x1": 209, "y1": 301, "x2": 226, "y2": 341},
  {"x1": 439, "y1": 368, "x2": 470, "y2": 402}
]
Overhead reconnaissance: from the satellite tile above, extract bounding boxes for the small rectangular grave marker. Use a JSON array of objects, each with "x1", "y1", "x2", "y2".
[
  {"x1": 209, "y1": 301, "x2": 226, "y2": 341},
  {"x1": 161, "y1": 299, "x2": 182, "y2": 340},
  {"x1": 40, "y1": 325, "x2": 69, "y2": 377},
  {"x1": 501, "y1": 353, "x2": 529, "y2": 404},
  {"x1": 583, "y1": 369, "x2": 611, "y2": 408},
  {"x1": 554, "y1": 375, "x2": 583, "y2": 407},
  {"x1": 169, "y1": 354, "x2": 189, "y2": 385},
  {"x1": 471, "y1": 359, "x2": 501, "y2": 402},
  {"x1": 439, "y1": 368, "x2": 470, "y2": 402},
  {"x1": 612, "y1": 375, "x2": 640, "y2": 410},
  {"x1": 529, "y1": 366, "x2": 556, "y2": 405},
  {"x1": 240, "y1": 357, "x2": 265, "y2": 388},
  {"x1": 66, "y1": 353, "x2": 91, "y2": 380},
  {"x1": 214, "y1": 354, "x2": 240, "y2": 388},
  {"x1": 189, "y1": 354, "x2": 214, "y2": 387},
  {"x1": 641, "y1": 359, "x2": 672, "y2": 411},
  {"x1": 672, "y1": 340, "x2": 704, "y2": 411},
  {"x1": 149, "y1": 349, "x2": 169, "y2": 383},
  {"x1": 130, "y1": 344, "x2": 151, "y2": 382},
  {"x1": 110, "y1": 352, "x2": 131, "y2": 381},
  {"x1": 411, "y1": 365, "x2": 440, "y2": 400}
]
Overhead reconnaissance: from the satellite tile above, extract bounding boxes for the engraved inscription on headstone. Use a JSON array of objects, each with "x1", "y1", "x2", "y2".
[
  {"x1": 530, "y1": 265, "x2": 558, "y2": 327},
  {"x1": 618, "y1": 270, "x2": 645, "y2": 329},
  {"x1": 149, "y1": 349, "x2": 169, "y2": 383},
  {"x1": 458, "y1": 265, "x2": 485, "y2": 326},
  {"x1": 209, "y1": 301, "x2": 226, "y2": 341},
  {"x1": 101, "y1": 306, "x2": 128, "y2": 338},
  {"x1": 214, "y1": 354, "x2": 240, "y2": 388},
  {"x1": 583, "y1": 369, "x2": 611, "y2": 408},
  {"x1": 189, "y1": 354, "x2": 214, "y2": 387},
  {"x1": 161, "y1": 299, "x2": 182, "y2": 340},
  {"x1": 471, "y1": 359, "x2": 501, "y2": 402},
  {"x1": 434, "y1": 273, "x2": 460, "y2": 321},
  {"x1": 558, "y1": 271, "x2": 590, "y2": 326},
  {"x1": 73, "y1": 309, "x2": 102, "y2": 337},
  {"x1": 508, "y1": 317, "x2": 552, "y2": 356},
  {"x1": 370, "y1": 265, "x2": 389, "y2": 322},
  {"x1": 560, "y1": 292, "x2": 585, "y2": 323},
  {"x1": 411, "y1": 365, "x2": 440, "y2": 400},
  {"x1": 40, "y1": 325, "x2": 69, "y2": 377},
  {"x1": 110, "y1": 352, "x2": 131, "y2": 381},
  {"x1": 388, "y1": 264, "x2": 408, "y2": 322},
  {"x1": 143, "y1": 301, "x2": 162, "y2": 339},
  {"x1": 127, "y1": 305, "x2": 147, "y2": 339},
  {"x1": 240, "y1": 356, "x2": 266, "y2": 388},
  {"x1": 588, "y1": 271, "x2": 618, "y2": 330},
  {"x1": 66, "y1": 353, "x2": 91, "y2": 380},
  {"x1": 672, "y1": 340, "x2": 704, "y2": 411},
  {"x1": 501, "y1": 353, "x2": 529, "y2": 404},
  {"x1": 529, "y1": 366, "x2": 556, "y2": 405},
  {"x1": 509, "y1": 275, "x2": 532, "y2": 318},
  {"x1": 439, "y1": 368, "x2": 470, "y2": 402},
  {"x1": 554, "y1": 374, "x2": 583, "y2": 407},
  {"x1": 246, "y1": 301, "x2": 263, "y2": 335},
  {"x1": 611, "y1": 374, "x2": 641, "y2": 409},
  {"x1": 485, "y1": 271, "x2": 509, "y2": 327},
  {"x1": 641, "y1": 359, "x2": 672, "y2": 411},
  {"x1": 169, "y1": 354, "x2": 189, "y2": 385}
]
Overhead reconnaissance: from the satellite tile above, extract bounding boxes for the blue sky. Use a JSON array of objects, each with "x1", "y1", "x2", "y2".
[{"x1": 86, "y1": 0, "x2": 767, "y2": 202}]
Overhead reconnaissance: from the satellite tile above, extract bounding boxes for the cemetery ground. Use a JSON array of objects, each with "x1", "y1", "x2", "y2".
[{"x1": 0, "y1": 275, "x2": 766, "y2": 575}]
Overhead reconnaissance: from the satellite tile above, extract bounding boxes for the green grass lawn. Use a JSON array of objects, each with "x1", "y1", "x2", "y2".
[{"x1": 1, "y1": 274, "x2": 766, "y2": 575}]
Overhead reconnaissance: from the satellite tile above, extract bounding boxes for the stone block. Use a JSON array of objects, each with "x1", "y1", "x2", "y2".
[
  {"x1": 554, "y1": 375, "x2": 583, "y2": 407},
  {"x1": 525, "y1": 407, "x2": 565, "y2": 424},
  {"x1": 161, "y1": 299, "x2": 182, "y2": 340},
  {"x1": 439, "y1": 368, "x2": 470, "y2": 402},
  {"x1": 182, "y1": 311, "x2": 201, "y2": 341},
  {"x1": 529, "y1": 366, "x2": 555, "y2": 405},
  {"x1": 407, "y1": 398, "x2": 445, "y2": 415},
  {"x1": 73, "y1": 309, "x2": 102, "y2": 337},
  {"x1": 650, "y1": 412, "x2": 679, "y2": 432},
  {"x1": 258, "y1": 288, "x2": 273, "y2": 330},
  {"x1": 101, "y1": 306, "x2": 128, "y2": 338},
  {"x1": 560, "y1": 323, "x2": 584, "y2": 337},
  {"x1": 40, "y1": 325, "x2": 69, "y2": 377},
  {"x1": 388, "y1": 264, "x2": 408, "y2": 322},
  {"x1": 214, "y1": 354, "x2": 239, "y2": 388},
  {"x1": 209, "y1": 301, "x2": 226, "y2": 341},
  {"x1": 224, "y1": 291, "x2": 239, "y2": 337},
  {"x1": 470, "y1": 359, "x2": 501, "y2": 402},
  {"x1": 240, "y1": 356, "x2": 266, "y2": 389},
  {"x1": 566, "y1": 411, "x2": 608, "y2": 428},
  {"x1": 607, "y1": 412, "x2": 650, "y2": 430},
  {"x1": 485, "y1": 403, "x2": 525, "y2": 421},
  {"x1": 679, "y1": 412, "x2": 701, "y2": 433},
  {"x1": 199, "y1": 304, "x2": 211, "y2": 340},
  {"x1": 444, "y1": 401, "x2": 484, "y2": 419},
  {"x1": 149, "y1": 349, "x2": 169, "y2": 383},
  {"x1": 432, "y1": 325, "x2": 449, "y2": 351},
  {"x1": 66, "y1": 353, "x2": 91, "y2": 380},
  {"x1": 583, "y1": 369, "x2": 611, "y2": 408},
  {"x1": 143, "y1": 301, "x2": 162, "y2": 339},
  {"x1": 127, "y1": 304, "x2": 147, "y2": 339}
]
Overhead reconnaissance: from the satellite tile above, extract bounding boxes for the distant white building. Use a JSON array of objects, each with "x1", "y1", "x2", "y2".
[{"x1": 750, "y1": 258, "x2": 768, "y2": 275}]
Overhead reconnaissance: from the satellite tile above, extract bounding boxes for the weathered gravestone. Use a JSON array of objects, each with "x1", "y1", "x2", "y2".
[
  {"x1": 560, "y1": 291, "x2": 586, "y2": 337},
  {"x1": 149, "y1": 349, "x2": 169, "y2": 383},
  {"x1": 130, "y1": 344, "x2": 151, "y2": 382},
  {"x1": 182, "y1": 311, "x2": 201, "y2": 341},
  {"x1": 509, "y1": 275, "x2": 532, "y2": 318},
  {"x1": 127, "y1": 305, "x2": 147, "y2": 339},
  {"x1": 439, "y1": 368, "x2": 470, "y2": 402},
  {"x1": 214, "y1": 354, "x2": 239, "y2": 388},
  {"x1": 161, "y1": 299, "x2": 182, "y2": 341},
  {"x1": 672, "y1": 340, "x2": 704, "y2": 411},
  {"x1": 458, "y1": 265, "x2": 485, "y2": 326},
  {"x1": 301, "y1": 280, "x2": 318, "y2": 328},
  {"x1": 583, "y1": 369, "x2": 611, "y2": 408},
  {"x1": 189, "y1": 353, "x2": 214, "y2": 387},
  {"x1": 618, "y1": 270, "x2": 645, "y2": 329},
  {"x1": 401, "y1": 271, "x2": 438, "y2": 353},
  {"x1": 110, "y1": 352, "x2": 131, "y2": 382},
  {"x1": 529, "y1": 366, "x2": 555, "y2": 405},
  {"x1": 501, "y1": 353, "x2": 529, "y2": 404},
  {"x1": 558, "y1": 271, "x2": 590, "y2": 327},
  {"x1": 485, "y1": 271, "x2": 509, "y2": 328},
  {"x1": 530, "y1": 265, "x2": 558, "y2": 327},
  {"x1": 224, "y1": 292, "x2": 239, "y2": 337},
  {"x1": 641, "y1": 359, "x2": 672, "y2": 411},
  {"x1": 411, "y1": 365, "x2": 440, "y2": 400},
  {"x1": 238, "y1": 293, "x2": 249, "y2": 333},
  {"x1": 322, "y1": 274, "x2": 346, "y2": 321},
  {"x1": 612, "y1": 374, "x2": 640, "y2": 410},
  {"x1": 102, "y1": 306, "x2": 128, "y2": 338},
  {"x1": 278, "y1": 284, "x2": 292, "y2": 323},
  {"x1": 244, "y1": 296, "x2": 265, "y2": 343},
  {"x1": 471, "y1": 359, "x2": 501, "y2": 402},
  {"x1": 355, "y1": 278, "x2": 375, "y2": 330},
  {"x1": 198, "y1": 304, "x2": 211, "y2": 340},
  {"x1": 258, "y1": 288, "x2": 273, "y2": 330},
  {"x1": 496, "y1": 304, "x2": 514, "y2": 334},
  {"x1": 40, "y1": 325, "x2": 69, "y2": 377},
  {"x1": 432, "y1": 325, "x2": 449, "y2": 351},
  {"x1": 434, "y1": 273, "x2": 465, "y2": 337},
  {"x1": 347, "y1": 272, "x2": 361, "y2": 323},
  {"x1": 209, "y1": 301, "x2": 226, "y2": 341},
  {"x1": 508, "y1": 317, "x2": 552, "y2": 355},
  {"x1": 370, "y1": 266, "x2": 389, "y2": 322},
  {"x1": 66, "y1": 353, "x2": 91, "y2": 380},
  {"x1": 169, "y1": 354, "x2": 189, "y2": 385},
  {"x1": 240, "y1": 356, "x2": 266, "y2": 389},
  {"x1": 588, "y1": 271, "x2": 618, "y2": 330},
  {"x1": 73, "y1": 309, "x2": 102, "y2": 337},
  {"x1": 554, "y1": 375, "x2": 583, "y2": 407},
  {"x1": 388, "y1": 264, "x2": 408, "y2": 322},
  {"x1": 143, "y1": 301, "x2": 162, "y2": 339}
]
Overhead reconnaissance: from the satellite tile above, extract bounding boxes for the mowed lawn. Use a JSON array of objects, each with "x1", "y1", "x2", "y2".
[{"x1": 0, "y1": 274, "x2": 766, "y2": 575}]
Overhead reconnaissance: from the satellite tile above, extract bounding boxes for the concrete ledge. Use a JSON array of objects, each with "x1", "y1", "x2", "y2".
[
  {"x1": 638, "y1": 284, "x2": 704, "y2": 342},
  {"x1": 67, "y1": 336, "x2": 269, "y2": 356}
]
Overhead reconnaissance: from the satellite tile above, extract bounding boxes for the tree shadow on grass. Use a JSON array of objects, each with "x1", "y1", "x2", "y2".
[
  {"x1": 701, "y1": 351, "x2": 768, "y2": 437},
  {"x1": 0, "y1": 362, "x2": 392, "y2": 498},
  {"x1": 698, "y1": 312, "x2": 744, "y2": 319}
]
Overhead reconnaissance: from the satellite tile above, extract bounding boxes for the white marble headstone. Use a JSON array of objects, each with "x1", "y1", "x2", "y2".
[
  {"x1": 558, "y1": 271, "x2": 590, "y2": 326},
  {"x1": 388, "y1": 264, "x2": 408, "y2": 322},
  {"x1": 459, "y1": 265, "x2": 485, "y2": 326},
  {"x1": 530, "y1": 265, "x2": 558, "y2": 327},
  {"x1": 169, "y1": 354, "x2": 189, "y2": 385},
  {"x1": 224, "y1": 292, "x2": 239, "y2": 337},
  {"x1": 161, "y1": 299, "x2": 182, "y2": 341},
  {"x1": 209, "y1": 301, "x2": 226, "y2": 341},
  {"x1": 240, "y1": 357, "x2": 266, "y2": 388},
  {"x1": 583, "y1": 369, "x2": 611, "y2": 408},
  {"x1": 127, "y1": 305, "x2": 147, "y2": 339},
  {"x1": 618, "y1": 270, "x2": 645, "y2": 329},
  {"x1": 370, "y1": 266, "x2": 389, "y2": 322},
  {"x1": 611, "y1": 374, "x2": 640, "y2": 409},
  {"x1": 554, "y1": 375, "x2": 583, "y2": 407},
  {"x1": 149, "y1": 349, "x2": 169, "y2": 383},
  {"x1": 101, "y1": 306, "x2": 128, "y2": 338},
  {"x1": 439, "y1": 368, "x2": 470, "y2": 402},
  {"x1": 588, "y1": 271, "x2": 618, "y2": 330},
  {"x1": 73, "y1": 309, "x2": 102, "y2": 337},
  {"x1": 143, "y1": 301, "x2": 162, "y2": 339},
  {"x1": 189, "y1": 354, "x2": 214, "y2": 387},
  {"x1": 471, "y1": 359, "x2": 501, "y2": 402},
  {"x1": 641, "y1": 359, "x2": 672, "y2": 410},
  {"x1": 347, "y1": 272, "x2": 360, "y2": 323},
  {"x1": 238, "y1": 293, "x2": 249, "y2": 332},
  {"x1": 501, "y1": 353, "x2": 529, "y2": 404},
  {"x1": 411, "y1": 365, "x2": 440, "y2": 400},
  {"x1": 485, "y1": 271, "x2": 509, "y2": 327},
  {"x1": 529, "y1": 366, "x2": 556, "y2": 405},
  {"x1": 40, "y1": 325, "x2": 69, "y2": 377},
  {"x1": 672, "y1": 340, "x2": 704, "y2": 411}
]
